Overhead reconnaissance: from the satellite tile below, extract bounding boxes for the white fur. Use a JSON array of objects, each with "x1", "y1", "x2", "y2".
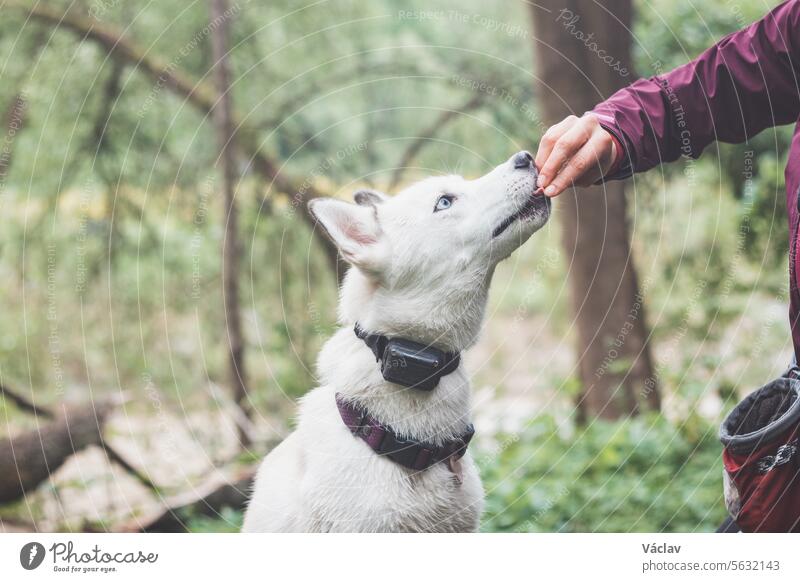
[{"x1": 242, "y1": 153, "x2": 549, "y2": 532}]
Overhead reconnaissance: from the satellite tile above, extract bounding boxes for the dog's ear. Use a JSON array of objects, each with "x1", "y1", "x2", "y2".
[
  {"x1": 308, "y1": 198, "x2": 389, "y2": 277},
  {"x1": 353, "y1": 189, "x2": 388, "y2": 207}
]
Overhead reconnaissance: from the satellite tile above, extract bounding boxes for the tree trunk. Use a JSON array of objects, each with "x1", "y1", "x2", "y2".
[
  {"x1": 530, "y1": 0, "x2": 659, "y2": 419},
  {"x1": 209, "y1": 0, "x2": 251, "y2": 445}
]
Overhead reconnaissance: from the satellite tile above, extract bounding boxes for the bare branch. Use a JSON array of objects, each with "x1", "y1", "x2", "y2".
[
  {"x1": 388, "y1": 92, "x2": 486, "y2": 191},
  {"x1": 9, "y1": 1, "x2": 342, "y2": 277},
  {"x1": 115, "y1": 465, "x2": 257, "y2": 532},
  {"x1": 99, "y1": 440, "x2": 161, "y2": 493},
  {"x1": 0, "y1": 383, "x2": 51, "y2": 418}
]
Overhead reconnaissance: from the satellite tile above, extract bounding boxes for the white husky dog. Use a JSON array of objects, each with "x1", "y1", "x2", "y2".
[{"x1": 243, "y1": 151, "x2": 550, "y2": 532}]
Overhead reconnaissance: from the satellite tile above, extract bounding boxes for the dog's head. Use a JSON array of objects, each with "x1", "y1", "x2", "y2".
[{"x1": 308, "y1": 151, "x2": 550, "y2": 350}]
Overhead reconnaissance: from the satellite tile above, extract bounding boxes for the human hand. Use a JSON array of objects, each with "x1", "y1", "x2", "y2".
[{"x1": 534, "y1": 114, "x2": 618, "y2": 197}]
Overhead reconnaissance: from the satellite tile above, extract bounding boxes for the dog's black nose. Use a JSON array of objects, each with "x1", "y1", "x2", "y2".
[{"x1": 513, "y1": 150, "x2": 534, "y2": 169}]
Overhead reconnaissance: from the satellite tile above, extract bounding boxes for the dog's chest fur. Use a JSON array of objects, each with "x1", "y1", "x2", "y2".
[
  {"x1": 297, "y1": 385, "x2": 483, "y2": 533},
  {"x1": 242, "y1": 330, "x2": 484, "y2": 532}
]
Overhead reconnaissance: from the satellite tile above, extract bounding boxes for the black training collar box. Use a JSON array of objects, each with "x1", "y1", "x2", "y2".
[
  {"x1": 381, "y1": 337, "x2": 446, "y2": 391},
  {"x1": 354, "y1": 324, "x2": 460, "y2": 391}
]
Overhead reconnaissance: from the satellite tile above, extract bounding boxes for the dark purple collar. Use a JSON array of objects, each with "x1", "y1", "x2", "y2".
[{"x1": 335, "y1": 393, "x2": 474, "y2": 472}]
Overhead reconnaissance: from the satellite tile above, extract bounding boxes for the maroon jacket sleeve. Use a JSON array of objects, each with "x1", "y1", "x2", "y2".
[{"x1": 592, "y1": 0, "x2": 800, "y2": 179}]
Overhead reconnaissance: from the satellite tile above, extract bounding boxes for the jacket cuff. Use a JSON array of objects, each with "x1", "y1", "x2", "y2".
[{"x1": 588, "y1": 111, "x2": 634, "y2": 182}]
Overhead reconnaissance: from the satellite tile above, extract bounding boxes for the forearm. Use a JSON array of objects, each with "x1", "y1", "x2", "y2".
[{"x1": 592, "y1": 0, "x2": 800, "y2": 179}]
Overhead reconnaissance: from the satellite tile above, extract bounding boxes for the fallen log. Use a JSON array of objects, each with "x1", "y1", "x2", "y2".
[
  {"x1": 0, "y1": 516, "x2": 37, "y2": 532},
  {"x1": 2, "y1": 382, "x2": 258, "y2": 531},
  {"x1": 1, "y1": 384, "x2": 159, "y2": 493},
  {"x1": 116, "y1": 465, "x2": 256, "y2": 532},
  {"x1": 0, "y1": 399, "x2": 117, "y2": 504}
]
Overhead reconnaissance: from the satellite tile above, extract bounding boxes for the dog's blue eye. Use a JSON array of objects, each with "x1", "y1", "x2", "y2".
[{"x1": 434, "y1": 195, "x2": 454, "y2": 212}]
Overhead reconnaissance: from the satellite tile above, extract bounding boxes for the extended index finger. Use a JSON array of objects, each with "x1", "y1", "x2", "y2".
[
  {"x1": 538, "y1": 120, "x2": 593, "y2": 191},
  {"x1": 534, "y1": 116, "x2": 576, "y2": 172}
]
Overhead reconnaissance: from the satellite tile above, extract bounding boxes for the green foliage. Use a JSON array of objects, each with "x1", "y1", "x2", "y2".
[
  {"x1": 185, "y1": 506, "x2": 244, "y2": 533},
  {"x1": 0, "y1": 0, "x2": 795, "y2": 532},
  {"x1": 0, "y1": 180, "x2": 337, "y2": 408},
  {"x1": 633, "y1": 0, "x2": 778, "y2": 73},
  {"x1": 481, "y1": 414, "x2": 726, "y2": 532},
  {"x1": 189, "y1": 415, "x2": 727, "y2": 534},
  {"x1": 741, "y1": 148, "x2": 791, "y2": 264}
]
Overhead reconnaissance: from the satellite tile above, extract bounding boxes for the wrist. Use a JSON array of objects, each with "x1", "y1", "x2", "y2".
[
  {"x1": 601, "y1": 126, "x2": 624, "y2": 179},
  {"x1": 586, "y1": 112, "x2": 626, "y2": 181}
]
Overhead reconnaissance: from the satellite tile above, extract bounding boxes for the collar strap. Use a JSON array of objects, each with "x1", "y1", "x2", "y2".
[
  {"x1": 354, "y1": 323, "x2": 460, "y2": 391},
  {"x1": 335, "y1": 393, "x2": 474, "y2": 471}
]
